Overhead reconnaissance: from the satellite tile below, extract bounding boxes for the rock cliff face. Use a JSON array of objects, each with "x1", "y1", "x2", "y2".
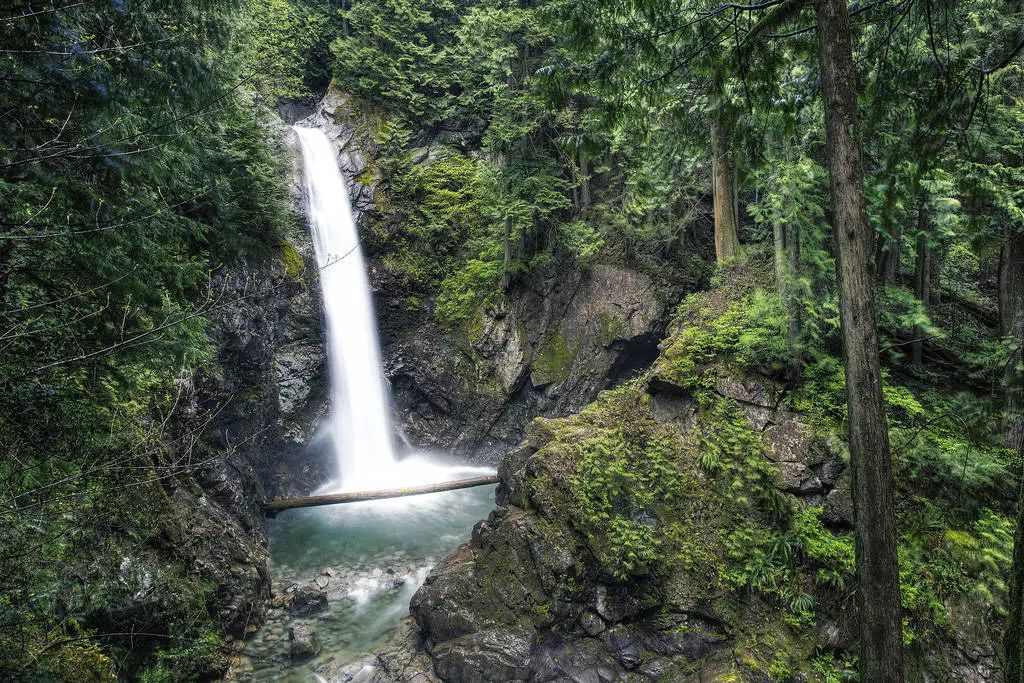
[
  {"x1": 168, "y1": 173, "x2": 329, "y2": 637},
  {"x1": 303, "y1": 87, "x2": 706, "y2": 464}
]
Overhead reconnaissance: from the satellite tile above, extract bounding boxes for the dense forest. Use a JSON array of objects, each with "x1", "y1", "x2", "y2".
[{"x1": 1, "y1": 0, "x2": 1022, "y2": 681}]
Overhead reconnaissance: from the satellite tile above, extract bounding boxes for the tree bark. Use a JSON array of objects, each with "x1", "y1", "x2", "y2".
[
  {"x1": 774, "y1": 221, "x2": 804, "y2": 378},
  {"x1": 815, "y1": 0, "x2": 905, "y2": 679},
  {"x1": 1001, "y1": 226, "x2": 1024, "y2": 683},
  {"x1": 1001, "y1": 228, "x2": 1024, "y2": 449},
  {"x1": 787, "y1": 224, "x2": 803, "y2": 375},
  {"x1": 913, "y1": 202, "x2": 931, "y2": 368},
  {"x1": 1008, "y1": 487, "x2": 1024, "y2": 683},
  {"x1": 878, "y1": 220, "x2": 903, "y2": 285},
  {"x1": 773, "y1": 220, "x2": 787, "y2": 298},
  {"x1": 711, "y1": 113, "x2": 741, "y2": 262},
  {"x1": 579, "y1": 152, "x2": 591, "y2": 211}
]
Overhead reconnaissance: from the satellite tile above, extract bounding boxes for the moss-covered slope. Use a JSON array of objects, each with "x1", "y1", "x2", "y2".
[{"x1": 409, "y1": 258, "x2": 1015, "y2": 682}]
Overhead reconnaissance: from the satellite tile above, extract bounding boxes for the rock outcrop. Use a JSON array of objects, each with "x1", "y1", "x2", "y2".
[{"x1": 394, "y1": 261, "x2": 1005, "y2": 682}]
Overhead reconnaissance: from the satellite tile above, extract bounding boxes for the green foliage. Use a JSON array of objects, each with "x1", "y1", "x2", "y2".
[
  {"x1": 662, "y1": 287, "x2": 791, "y2": 392},
  {"x1": 332, "y1": 0, "x2": 461, "y2": 125},
  {"x1": 569, "y1": 418, "x2": 683, "y2": 580},
  {"x1": 435, "y1": 248, "x2": 505, "y2": 327},
  {"x1": 281, "y1": 240, "x2": 306, "y2": 282},
  {"x1": 140, "y1": 629, "x2": 224, "y2": 683},
  {"x1": 532, "y1": 332, "x2": 577, "y2": 386},
  {"x1": 697, "y1": 398, "x2": 785, "y2": 514},
  {"x1": 0, "y1": 0, "x2": 296, "y2": 677},
  {"x1": 246, "y1": 0, "x2": 339, "y2": 100},
  {"x1": 724, "y1": 506, "x2": 853, "y2": 621}
]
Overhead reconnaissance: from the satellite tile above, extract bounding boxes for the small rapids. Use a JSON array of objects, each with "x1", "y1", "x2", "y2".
[{"x1": 235, "y1": 469, "x2": 495, "y2": 681}]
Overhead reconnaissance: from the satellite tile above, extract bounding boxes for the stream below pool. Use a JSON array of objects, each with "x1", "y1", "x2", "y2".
[{"x1": 231, "y1": 459, "x2": 496, "y2": 682}]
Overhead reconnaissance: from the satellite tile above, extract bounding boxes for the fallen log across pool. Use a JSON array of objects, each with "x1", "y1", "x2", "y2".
[{"x1": 260, "y1": 475, "x2": 500, "y2": 516}]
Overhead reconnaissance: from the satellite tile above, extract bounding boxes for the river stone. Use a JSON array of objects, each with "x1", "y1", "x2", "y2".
[
  {"x1": 288, "y1": 624, "x2": 321, "y2": 660},
  {"x1": 590, "y1": 584, "x2": 642, "y2": 623},
  {"x1": 823, "y1": 470, "x2": 855, "y2": 527},
  {"x1": 288, "y1": 585, "x2": 328, "y2": 616}
]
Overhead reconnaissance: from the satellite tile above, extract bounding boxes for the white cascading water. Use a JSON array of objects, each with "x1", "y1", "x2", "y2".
[{"x1": 293, "y1": 126, "x2": 397, "y2": 491}]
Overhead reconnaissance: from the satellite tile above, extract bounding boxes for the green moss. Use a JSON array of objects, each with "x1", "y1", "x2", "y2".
[
  {"x1": 532, "y1": 332, "x2": 577, "y2": 386},
  {"x1": 596, "y1": 312, "x2": 623, "y2": 345},
  {"x1": 280, "y1": 240, "x2": 305, "y2": 283},
  {"x1": 657, "y1": 287, "x2": 789, "y2": 395},
  {"x1": 355, "y1": 167, "x2": 376, "y2": 187}
]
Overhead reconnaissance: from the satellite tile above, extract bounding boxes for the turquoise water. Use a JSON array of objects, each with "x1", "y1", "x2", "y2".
[{"x1": 231, "y1": 459, "x2": 496, "y2": 681}]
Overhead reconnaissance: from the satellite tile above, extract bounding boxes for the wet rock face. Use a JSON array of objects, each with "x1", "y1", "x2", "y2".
[
  {"x1": 288, "y1": 585, "x2": 329, "y2": 616},
  {"x1": 164, "y1": 127, "x2": 332, "y2": 647},
  {"x1": 382, "y1": 263, "x2": 689, "y2": 464}
]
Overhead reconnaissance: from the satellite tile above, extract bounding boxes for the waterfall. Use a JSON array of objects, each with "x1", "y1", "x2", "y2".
[{"x1": 293, "y1": 126, "x2": 396, "y2": 491}]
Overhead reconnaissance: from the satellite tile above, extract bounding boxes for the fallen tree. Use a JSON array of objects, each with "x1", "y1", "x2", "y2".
[{"x1": 260, "y1": 475, "x2": 500, "y2": 516}]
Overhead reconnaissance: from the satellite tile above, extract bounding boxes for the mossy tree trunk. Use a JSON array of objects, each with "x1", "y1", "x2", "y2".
[
  {"x1": 710, "y1": 68, "x2": 741, "y2": 263},
  {"x1": 579, "y1": 151, "x2": 591, "y2": 211},
  {"x1": 711, "y1": 111, "x2": 741, "y2": 262},
  {"x1": 502, "y1": 214, "x2": 513, "y2": 290},
  {"x1": 1001, "y1": 225, "x2": 1024, "y2": 683},
  {"x1": 773, "y1": 219, "x2": 803, "y2": 376},
  {"x1": 815, "y1": 0, "x2": 905, "y2": 678},
  {"x1": 878, "y1": 220, "x2": 903, "y2": 285},
  {"x1": 1008, "y1": 490, "x2": 1024, "y2": 683},
  {"x1": 913, "y1": 199, "x2": 931, "y2": 367}
]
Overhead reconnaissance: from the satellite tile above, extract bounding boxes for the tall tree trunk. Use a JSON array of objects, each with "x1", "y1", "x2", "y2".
[
  {"x1": 773, "y1": 220, "x2": 787, "y2": 298},
  {"x1": 878, "y1": 221, "x2": 904, "y2": 285},
  {"x1": 502, "y1": 215, "x2": 513, "y2": 290},
  {"x1": 733, "y1": 163, "x2": 741, "y2": 234},
  {"x1": 815, "y1": 0, "x2": 905, "y2": 679},
  {"x1": 711, "y1": 113, "x2": 740, "y2": 262},
  {"x1": 1001, "y1": 228, "x2": 1024, "y2": 449},
  {"x1": 787, "y1": 224, "x2": 803, "y2": 375},
  {"x1": 774, "y1": 221, "x2": 804, "y2": 378},
  {"x1": 579, "y1": 152, "x2": 591, "y2": 210},
  {"x1": 1008, "y1": 486, "x2": 1024, "y2": 683},
  {"x1": 1001, "y1": 227, "x2": 1024, "y2": 683},
  {"x1": 913, "y1": 202, "x2": 931, "y2": 368}
]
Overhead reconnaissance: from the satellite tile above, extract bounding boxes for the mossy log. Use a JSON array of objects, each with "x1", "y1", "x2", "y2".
[{"x1": 261, "y1": 475, "x2": 499, "y2": 516}]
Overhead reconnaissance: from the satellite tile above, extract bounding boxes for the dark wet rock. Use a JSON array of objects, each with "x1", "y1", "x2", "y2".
[
  {"x1": 288, "y1": 585, "x2": 328, "y2": 616},
  {"x1": 590, "y1": 585, "x2": 642, "y2": 623},
  {"x1": 529, "y1": 633, "x2": 619, "y2": 682},
  {"x1": 648, "y1": 392, "x2": 697, "y2": 427},
  {"x1": 579, "y1": 611, "x2": 606, "y2": 636},
  {"x1": 289, "y1": 623, "x2": 322, "y2": 660},
  {"x1": 823, "y1": 470, "x2": 855, "y2": 527},
  {"x1": 763, "y1": 418, "x2": 844, "y2": 496},
  {"x1": 382, "y1": 263, "x2": 694, "y2": 464},
  {"x1": 431, "y1": 629, "x2": 533, "y2": 682},
  {"x1": 646, "y1": 372, "x2": 691, "y2": 397},
  {"x1": 713, "y1": 375, "x2": 782, "y2": 409},
  {"x1": 605, "y1": 629, "x2": 640, "y2": 670}
]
